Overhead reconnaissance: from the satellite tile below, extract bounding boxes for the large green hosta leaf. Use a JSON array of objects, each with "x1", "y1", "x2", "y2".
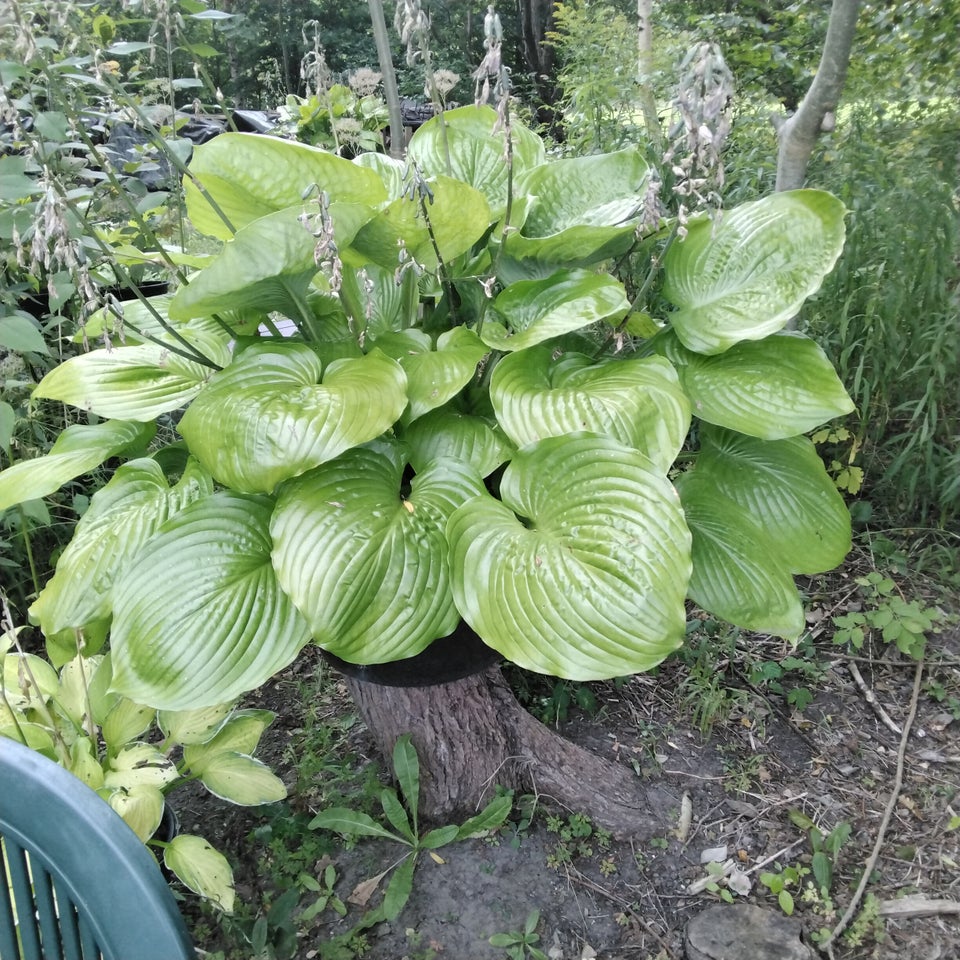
[
  {"x1": 448, "y1": 434, "x2": 691, "y2": 679},
  {"x1": 0, "y1": 420, "x2": 154, "y2": 512},
  {"x1": 374, "y1": 327, "x2": 488, "y2": 423},
  {"x1": 33, "y1": 332, "x2": 230, "y2": 421},
  {"x1": 676, "y1": 474, "x2": 804, "y2": 638},
  {"x1": 407, "y1": 105, "x2": 546, "y2": 216},
  {"x1": 348, "y1": 176, "x2": 492, "y2": 271},
  {"x1": 503, "y1": 148, "x2": 649, "y2": 265},
  {"x1": 693, "y1": 426, "x2": 850, "y2": 574},
  {"x1": 29, "y1": 458, "x2": 213, "y2": 636},
  {"x1": 110, "y1": 492, "x2": 311, "y2": 710},
  {"x1": 177, "y1": 343, "x2": 407, "y2": 493},
  {"x1": 80, "y1": 295, "x2": 256, "y2": 345},
  {"x1": 270, "y1": 444, "x2": 486, "y2": 664},
  {"x1": 339, "y1": 262, "x2": 419, "y2": 336},
  {"x1": 480, "y1": 270, "x2": 629, "y2": 351},
  {"x1": 656, "y1": 330, "x2": 854, "y2": 439},
  {"x1": 403, "y1": 408, "x2": 515, "y2": 477},
  {"x1": 490, "y1": 347, "x2": 690, "y2": 470},
  {"x1": 184, "y1": 132, "x2": 387, "y2": 239},
  {"x1": 662, "y1": 190, "x2": 846, "y2": 355},
  {"x1": 169, "y1": 207, "x2": 318, "y2": 322}
]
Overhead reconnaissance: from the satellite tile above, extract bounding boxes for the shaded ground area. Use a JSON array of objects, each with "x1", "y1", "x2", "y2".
[{"x1": 179, "y1": 566, "x2": 960, "y2": 960}]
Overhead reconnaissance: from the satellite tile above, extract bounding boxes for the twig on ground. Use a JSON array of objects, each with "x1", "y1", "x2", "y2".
[
  {"x1": 744, "y1": 836, "x2": 807, "y2": 876},
  {"x1": 819, "y1": 657, "x2": 925, "y2": 956},
  {"x1": 565, "y1": 864, "x2": 680, "y2": 960},
  {"x1": 846, "y1": 660, "x2": 902, "y2": 735}
]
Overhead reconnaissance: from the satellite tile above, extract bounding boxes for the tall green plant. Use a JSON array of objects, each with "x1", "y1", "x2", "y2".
[
  {"x1": 802, "y1": 102, "x2": 960, "y2": 525},
  {"x1": 0, "y1": 105, "x2": 854, "y2": 711}
]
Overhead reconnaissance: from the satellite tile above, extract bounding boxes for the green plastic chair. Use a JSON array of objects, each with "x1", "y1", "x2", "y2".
[{"x1": 0, "y1": 737, "x2": 194, "y2": 960}]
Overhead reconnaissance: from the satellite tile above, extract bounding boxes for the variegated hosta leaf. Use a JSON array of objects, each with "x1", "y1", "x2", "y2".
[
  {"x1": 183, "y1": 132, "x2": 387, "y2": 240},
  {"x1": 107, "y1": 784, "x2": 165, "y2": 842},
  {"x1": 375, "y1": 327, "x2": 489, "y2": 423},
  {"x1": 662, "y1": 189, "x2": 846, "y2": 355},
  {"x1": 104, "y1": 743, "x2": 179, "y2": 790},
  {"x1": 348, "y1": 175, "x2": 493, "y2": 271},
  {"x1": 694, "y1": 426, "x2": 851, "y2": 574},
  {"x1": 657, "y1": 330, "x2": 854, "y2": 439},
  {"x1": 407, "y1": 105, "x2": 546, "y2": 216},
  {"x1": 490, "y1": 347, "x2": 691, "y2": 470},
  {"x1": 0, "y1": 420, "x2": 154, "y2": 513},
  {"x1": 182, "y1": 709, "x2": 275, "y2": 770},
  {"x1": 504, "y1": 147, "x2": 649, "y2": 265},
  {"x1": 403, "y1": 408, "x2": 515, "y2": 477},
  {"x1": 157, "y1": 701, "x2": 236, "y2": 746},
  {"x1": 163, "y1": 834, "x2": 235, "y2": 912},
  {"x1": 270, "y1": 443, "x2": 486, "y2": 664},
  {"x1": 196, "y1": 752, "x2": 286, "y2": 805},
  {"x1": 2, "y1": 652, "x2": 59, "y2": 711},
  {"x1": 177, "y1": 343, "x2": 407, "y2": 493},
  {"x1": 447, "y1": 434, "x2": 691, "y2": 679},
  {"x1": 481, "y1": 270, "x2": 629, "y2": 351},
  {"x1": 676, "y1": 474, "x2": 805, "y2": 638},
  {"x1": 169, "y1": 207, "x2": 318, "y2": 322},
  {"x1": 110, "y1": 492, "x2": 312, "y2": 710},
  {"x1": 29, "y1": 458, "x2": 214, "y2": 636},
  {"x1": 86, "y1": 654, "x2": 156, "y2": 750}
]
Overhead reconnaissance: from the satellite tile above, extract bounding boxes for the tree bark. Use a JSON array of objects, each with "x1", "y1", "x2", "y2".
[
  {"x1": 343, "y1": 665, "x2": 661, "y2": 838},
  {"x1": 775, "y1": 0, "x2": 860, "y2": 191},
  {"x1": 368, "y1": 0, "x2": 405, "y2": 159},
  {"x1": 636, "y1": 0, "x2": 663, "y2": 153},
  {"x1": 518, "y1": 0, "x2": 562, "y2": 135}
]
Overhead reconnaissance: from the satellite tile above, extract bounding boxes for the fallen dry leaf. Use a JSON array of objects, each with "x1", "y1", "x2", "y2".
[{"x1": 348, "y1": 869, "x2": 389, "y2": 907}]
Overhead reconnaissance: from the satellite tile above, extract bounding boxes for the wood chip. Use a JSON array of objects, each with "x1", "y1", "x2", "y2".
[{"x1": 877, "y1": 896, "x2": 960, "y2": 918}]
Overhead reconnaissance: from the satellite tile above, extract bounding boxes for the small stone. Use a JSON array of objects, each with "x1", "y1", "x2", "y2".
[{"x1": 685, "y1": 904, "x2": 815, "y2": 960}]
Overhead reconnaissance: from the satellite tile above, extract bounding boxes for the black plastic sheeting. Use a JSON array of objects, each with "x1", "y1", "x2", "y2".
[{"x1": 322, "y1": 621, "x2": 502, "y2": 688}]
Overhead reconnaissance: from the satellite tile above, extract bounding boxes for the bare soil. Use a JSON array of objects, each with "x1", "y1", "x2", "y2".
[{"x1": 177, "y1": 569, "x2": 960, "y2": 960}]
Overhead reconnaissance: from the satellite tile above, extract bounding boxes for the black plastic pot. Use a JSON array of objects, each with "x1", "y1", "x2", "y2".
[{"x1": 322, "y1": 621, "x2": 501, "y2": 688}]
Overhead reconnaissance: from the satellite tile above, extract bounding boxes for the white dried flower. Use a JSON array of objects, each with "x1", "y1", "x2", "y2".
[{"x1": 348, "y1": 68, "x2": 382, "y2": 98}]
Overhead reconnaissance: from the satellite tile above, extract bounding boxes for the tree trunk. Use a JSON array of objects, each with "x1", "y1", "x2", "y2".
[
  {"x1": 343, "y1": 665, "x2": 661, "y2": 839},
  {"x1": 636, "y1": 0, "x2": 663, "y2": 153},
  {"x1": 518, "y1": 0, "x2": 562, "y2": 136},
  {"x1": 368, "y1": 0, "x2": 405, "y2": 159},
  {"x1": 775, "y1": 0, "x2": 860, "y2": 191}
]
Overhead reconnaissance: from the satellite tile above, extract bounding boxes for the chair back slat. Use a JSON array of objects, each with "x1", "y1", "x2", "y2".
[
  {"x1": 2, "y1": 836, "x2": 43, "y2": 960},
  {"x1": 50, "y1": 876, "x2": 83, "y2": 960},
  {"x1": 0, "y1": 739, "x2": 193, "y2": 960},
  {"x1": 76, "y1": 914, "x2": 101, "y2": 960},
  {"x1": 0, "y1": 840, "x2": 21, "y2": 960}
]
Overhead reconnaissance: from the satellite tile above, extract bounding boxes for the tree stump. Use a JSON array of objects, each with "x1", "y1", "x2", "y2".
[{"x1": 343, "y1": 664, "x2": 661, "y2": 838}]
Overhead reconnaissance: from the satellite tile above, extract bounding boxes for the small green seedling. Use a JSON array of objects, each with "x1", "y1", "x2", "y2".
[
  {"x1": 703, "y1": 860, "x2": 735, "y2": 903},
  {"x1": 309, "y1": 734, "x2": 512, "y2": 920},
  {"x1": 489, "y1": 909, "x2": 550, "y2": 960},
  {"x1": 298, "y1": 863, "x2": 347, "y2": 922},
  {"x1": 789, "y1": 809, "x2": 851, "y2": 895},
  {"x1": 759, "y1": 863, "x2": 809, "y2": 916}
]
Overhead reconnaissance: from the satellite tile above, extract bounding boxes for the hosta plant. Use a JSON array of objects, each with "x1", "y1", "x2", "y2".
[
  {"x1": 0, "y1": 630, "x2": 285, "y2": 911},
  {"x1": 0, "y1": 105, "x2": 854, "y2": 714}
]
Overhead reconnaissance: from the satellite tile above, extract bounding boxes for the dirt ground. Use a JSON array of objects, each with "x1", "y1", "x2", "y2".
[{"x1": 177, "y1": 579, "x2": 960, "y2": 960}]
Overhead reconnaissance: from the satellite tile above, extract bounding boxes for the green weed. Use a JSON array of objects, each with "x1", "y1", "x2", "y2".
[
  {"x1": 544, "y1": 811, "x2": 612, "y2": 871},
  {"x1": 489, "y1": 909, "x2": 550, "y2": 960},
  {"x1": 309, "y1": 735, "x2": 512, "y2": 921},
  {"x1": 831, "y1": 570, "x2": 945, "y2": 659}
]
